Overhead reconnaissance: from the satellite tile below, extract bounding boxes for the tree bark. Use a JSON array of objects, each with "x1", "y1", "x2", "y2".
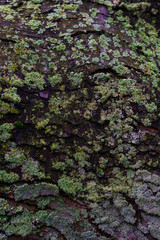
[{"x1": 0, "y1": 0, "x2": 160, "y2": 239}]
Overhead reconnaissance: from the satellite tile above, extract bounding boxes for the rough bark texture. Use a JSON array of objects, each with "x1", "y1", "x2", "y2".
[{"x1": 0, "y1": 0, "x2": 160, "y2": 239}]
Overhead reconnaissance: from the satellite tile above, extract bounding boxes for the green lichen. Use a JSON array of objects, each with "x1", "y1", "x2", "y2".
[
  {"x1": 58, "y1": 175, "x2": 83, "y2": 197},
  {"x1": 1, "y1": 87, "x2": 21, "y2": 103},
  {"x1": 73, "y1": 150, "x2": 90, "y2": 167},
  {"x1": 85, "y1": 181, "x2": 103, "y2": 202},
  {"x1": 32, "y1": 0, "x2": 44, "y2": 3},
  {"x1": 8, "y1": 75, "x2": 24, "y2": 87},
  {"x1": 36, "y1": 117, "x2": 50, "y2": 129},
  {"x1": 121, "y1": 2, "x2": 151, "y2": 11},
  {"x1": 22, "y1": 159, "x2": 46, "y2": 181},
  {"x1": 56, "y1": 43, "x2": 66, "y2": 51},
  {"x1": 52, "y1": 161, "x2": 66, "y2": 171},
  {"x1": 112, "y1": 64, "x2": 128, "y2": 76},
  {"x1": 27, "y1": 19, "x2": 42, "y2": 30},
  {"x1": 0, "y1": 100, "x2": 18, "y2": 117},
  {"x1": 48, "y1": 93, "x2": 75, "y2": 116},
  {"x1": 0, "y1": 170, "x2": 19, "y2": 183},
  {"x1": 0, "y1": 123, "x2": 14, "y2": 142},
  {"x1": 99, "y1": 34, "x2": 110, "y2": 50},
  {"x1": 68, "y1": 71, "x2": 84, "y2": 87},
  {"x1": 50, "y1": 142, "x2": 60, "y2": 151},
  {"x1": 0, "y1": 5, "x2": 14, "y2": 14},
  {"x1": 61, "y1": 3, "x2": 79, "y2": 11},
  {"x1": 145, "y1": 102, "x2": 157, "y2": 113},
  {"x1": 5, "y1": 145, "x2": 26, "y2": 166},
  {"x1": 48, "y1": 95, "x2": 63, "y2": 115},
  {"x1": 48, "y1": 74, "x2": 62, "y2": 87},
  {"x1": 24, "y1": 72, "x2": 45, "y2": 90}
]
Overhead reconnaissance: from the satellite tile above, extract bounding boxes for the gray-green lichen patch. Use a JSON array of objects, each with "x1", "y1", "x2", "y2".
[
  {"x1": 3, "y1": 209, "x2": 33, "y2": 237},
  {"x1": 14, "y1": 183, "x2": 59, "y2": 201}
]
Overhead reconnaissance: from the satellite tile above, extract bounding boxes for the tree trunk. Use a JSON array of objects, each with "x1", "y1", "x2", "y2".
[{"x1": 0, "y1": 0, "x2": 160, "y2": 239}]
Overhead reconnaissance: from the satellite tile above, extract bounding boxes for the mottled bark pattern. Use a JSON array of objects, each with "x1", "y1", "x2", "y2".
[{"x1": 0, "y1": 0, "x2": 160, "y2": 239}]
